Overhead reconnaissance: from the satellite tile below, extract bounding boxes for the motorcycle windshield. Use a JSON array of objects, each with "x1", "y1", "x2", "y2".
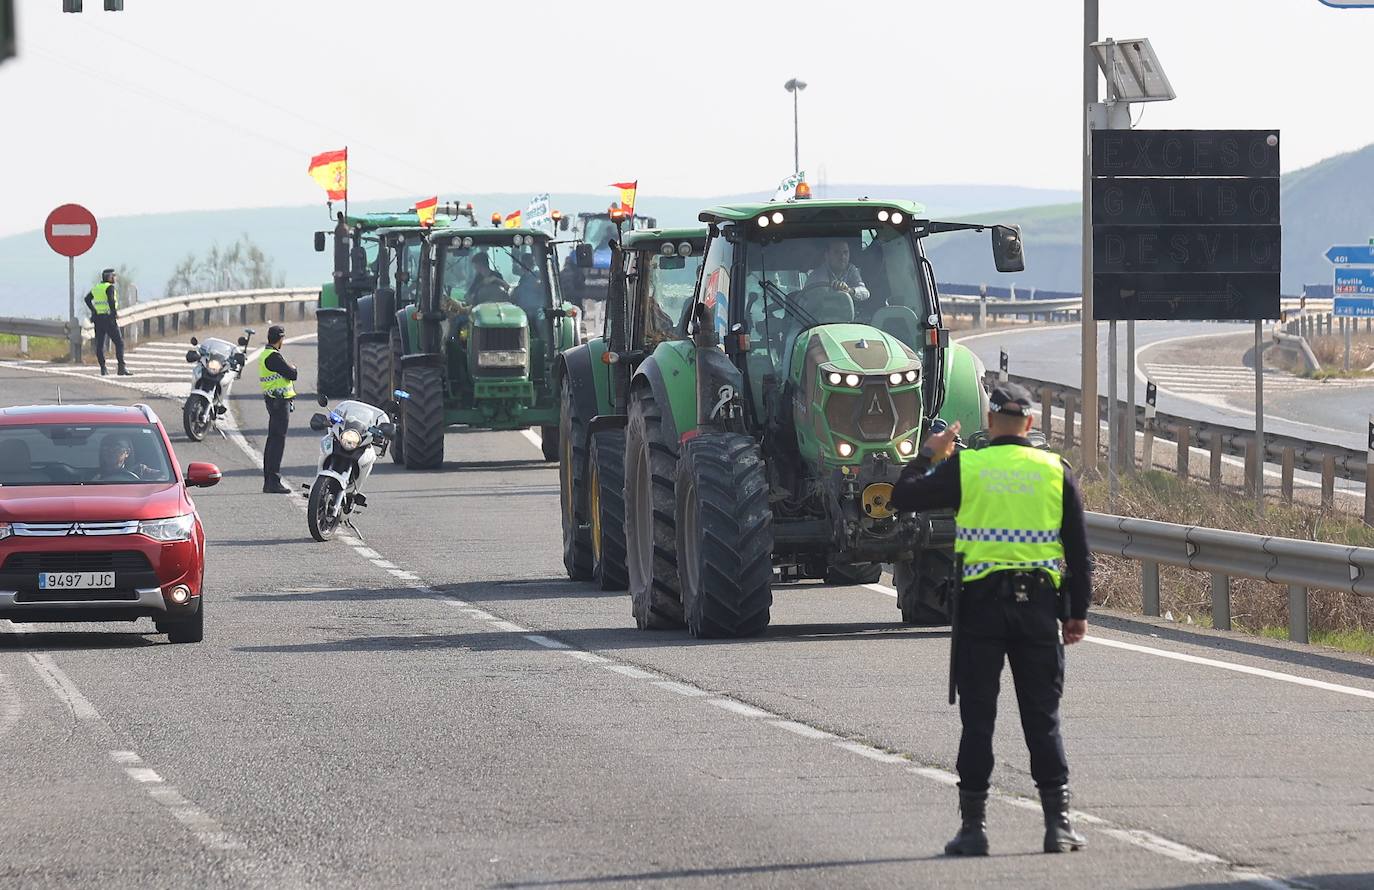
[
  {"x1": 198, "y1": 338, "x2": 235, "y2": 361},
  {"x1": 330, "y1": 401, "x2": 387, "y2": 427}
]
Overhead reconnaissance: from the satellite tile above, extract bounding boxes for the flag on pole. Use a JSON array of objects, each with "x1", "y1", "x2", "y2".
[
  {"x1": 503, "y1": 210, "x2": 522, "y2": 229},
  {"x1": 308, "y1": 148, "x2": 348, "y2": 201},
  {"x1": 415, "y1": 196, "x2": 439, "y2": 228},
  {"x1": 610, "y1": 180, "x2": 637, "y2": 215}
]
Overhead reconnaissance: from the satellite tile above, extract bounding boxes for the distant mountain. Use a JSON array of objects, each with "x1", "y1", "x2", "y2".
[
  {"x1": 0, "y1": 184, "x2": 1076, "y2": 317},
  {"x1": 925, "y1": 143, "x2": 1374, "y2": 295}
]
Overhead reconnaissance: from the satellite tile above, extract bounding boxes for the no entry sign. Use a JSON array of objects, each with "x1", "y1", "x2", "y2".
[{"x1": 44, "y1": 203, "x2": 98, "y2": 257}]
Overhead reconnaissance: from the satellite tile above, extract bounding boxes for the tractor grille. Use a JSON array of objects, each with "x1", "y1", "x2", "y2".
[
  {"x1": 474, "y1": 327, "x2": 525, "y2": 351},
  {"x1": 825, "y1": 385, "x2": 921, "y2": 443},
  {"x1": 1, "y1": 551, "x2": 157, "y2": 599},
  {"x1": 471, "y1": 325, "x2": 530, "y2": 379}
]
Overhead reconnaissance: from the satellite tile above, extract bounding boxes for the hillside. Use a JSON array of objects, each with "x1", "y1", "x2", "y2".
[{"x1": 0, "y1": 183, "x2": 1076, "y2": 317}]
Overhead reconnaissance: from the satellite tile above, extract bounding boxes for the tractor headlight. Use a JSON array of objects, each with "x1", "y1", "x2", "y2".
[
  {"x1": 462, "y1": 236, "x2": 474, "y2": 248},
  {"x1": 836, "y1": 441, "x2": 855, "y2": 458},
  {"x1": 827, "y1": 371, "x2": 843, "y2": 386},
  {"x1": 205, "y1": 358, "x2": 224, "y2": 374},
  {"x1": 478, "y1": 349, "x2": 527, "y2": 368},
  {"x1": 139, "y1": 514, "x2": 194, "y2": 542},
  {"x1": 677, "y1": 242, "x2": 693, "y2": 257},
  {"x1": 339, "y1": 428, "x2": 363, "y2": 451},
  {"x1": 888, "y1": 372, "x2": 903, "y2": 385},
  {"x1": 905, "y1": 369, "x2": 918, "y2": 383},
  {"x1": 844, "y1": 373, "x2": 861, "y2": 388},
  {"x1": 898, "y1": 439, "x2": 916, "y2": 456}
]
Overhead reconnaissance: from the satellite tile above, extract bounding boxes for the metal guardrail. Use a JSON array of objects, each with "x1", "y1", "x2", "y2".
[
  {"x1": 940, "y1": 293, "x2": 1328, "y2": 323},
  {"x1": 1087, "y1": 511, "x2": 1374, "y2": 643}
]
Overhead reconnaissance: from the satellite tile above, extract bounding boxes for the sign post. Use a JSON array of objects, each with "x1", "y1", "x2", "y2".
[
  {"x1": 44, "y1": 203, "x2": 99, "y2": 363},
  {"x1": 998, "y1": 348, "x2": 1008, "y2": 383}
]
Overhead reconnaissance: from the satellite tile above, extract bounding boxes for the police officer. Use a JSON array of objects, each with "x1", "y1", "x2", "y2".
[
  {"x1": 85, "y1": 268, "x2": 131, "y2": 377},
  {"x1": 890, "y1": 381, "x2": 1090, "y2": 857},
  {"x1": 259, "y1": 325, "x2": 297, "y2": 494}
]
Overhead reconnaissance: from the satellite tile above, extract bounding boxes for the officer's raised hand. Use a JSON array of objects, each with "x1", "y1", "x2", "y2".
[{"x1": 919, "y1": 421, "x2": 960, "y2": 464}]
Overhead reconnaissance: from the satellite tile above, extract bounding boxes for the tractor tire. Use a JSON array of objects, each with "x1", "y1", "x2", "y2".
[
  {"x1": 625, "y1": 387, "x2": 684, "y2": 629},
  {"x1": 389, "y1": 329, "x2": 406, "y2": 465},
  {"x1": 675, "y1": 433, "x2": 773, "y2": 639},
  {"x1": 826, "y1": 562, "x2": 884, "y2": 585},
  {"x1": 317, "y1": 311, "x2": 352, "y2": 398},
  {"x1": 559, "y1": 378, "x2": 594, "y2": 581},
  {"x1": 540, "y1": 426, "x2": 559, "y2": 462},
  {"x1": 400, "y1": 364, "x2": 445, "y2": 470},
  {"x1": 356, "y1": 339, "x2": 391, "y2": 409},
  {"x1": 589, "y1": 431, "x2": 629, "y2": 591},
  {"x1": 896, "y1": 549, "x2": 954, "y2": 626}
]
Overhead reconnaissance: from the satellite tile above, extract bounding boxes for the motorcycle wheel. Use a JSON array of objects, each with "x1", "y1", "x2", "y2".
[
  {"x1": 182, "y1": 396, "x2": 210, "y2": 442},
  {"x1": 307, "y1": 476, "x2": 343, "y2": 542}
]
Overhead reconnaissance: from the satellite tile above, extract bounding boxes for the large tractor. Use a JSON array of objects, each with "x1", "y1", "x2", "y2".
[
  {"x1": 604, "y1": 197, "x2": 1023, "y2": 637},
  {"x1": 560, "y1": 209, "x2": 658, "y2": 308},
  {"x1": 558, "y1": 227, "x2": 708, "y2": 589},
  {"x1": 391, "y1": 227, "x2": 581, "y2": 469}
]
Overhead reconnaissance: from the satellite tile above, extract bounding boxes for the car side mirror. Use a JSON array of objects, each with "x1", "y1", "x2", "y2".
[
  {"x1": 185, "y1": 461, "x2": 221, "y2": 488},
  {"x1": 314, "y1": 231, "x2": 327, "y2": 252},
  {"x1": 185, "y1": 350, "x2": 199, "y2": 363},
  {"x1": 309, "y1": 413, "x2": 329, "y2": 431},
  {"x1": 189, "y1": 336, "x2": 198, "y2": 346},
  {"x1": 574, "y1": 243, "x2": 593, "y2": 268},
  {"x1": 991, "y1": 225, "x2": 1025, "y2": 273},
  {"x1": 317, "y1": 394, "x2": 328, "y2": 407}
]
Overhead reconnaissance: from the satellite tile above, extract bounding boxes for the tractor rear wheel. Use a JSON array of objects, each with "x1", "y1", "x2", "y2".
[
  {"x1": 826, "y1": 562, "x2": 884, "y2": 585},
  {"x1": 625, "y1": 388, "x2": 684, "y2": 629},
  {"x1": 400, "y1": 364, "x2": 445, "y2": 470},
  {"x1": 896, "y1": 550, "x2": 954, "y2": 626},
  {"x1": 356, "y1": 339, "x2": 391, "y2": 409},
  {"x1": 676, "y1": 433, "x2": 773, "y2": 638},
  {"x1": 559, "y1": 379, "x2": 593, "y2": 581},
  {"x1": 316, "y1": 311, "x2": 352, "y2": 398},
  {"x1": 540, "y1": 426, "x2": 559, "y2": 462},
  {"x1": 589, "y1": 431, "x2": 628, "y2": 591}
]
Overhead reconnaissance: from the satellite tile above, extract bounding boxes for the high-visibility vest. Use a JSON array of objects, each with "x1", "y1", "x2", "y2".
[
  {"x1": 954, "y1": 444, "x2": 1066, "y2": 586},
  {"x1": 259, "y1": 346, "x2": 296, "y2": 399},
  {"x1": 91, "y1": 283, "x2": 115, "y2": 315}
]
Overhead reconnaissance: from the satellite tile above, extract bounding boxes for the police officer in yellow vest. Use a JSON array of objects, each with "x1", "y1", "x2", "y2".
[
  {"x1": 259, "y1": 325, "x2": 298, "y2": 493},
  {"x1": 891, "y1": 381, "x2": 1090, "y2": 857},
  {"x1": 84, "y1": 268, "x2": 131, "y2": 377}
]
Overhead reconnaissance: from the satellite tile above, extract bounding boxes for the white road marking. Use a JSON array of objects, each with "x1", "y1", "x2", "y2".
[
  {"x1": 25, "y1": 653, "x2": 100, "y2": 720},
  {"x1": 654, "y1": 680, "x2": 710, "y2": 698},
  {"x1": 563, "y1": 650, "x2": 610, "y2": 664},
  {"x1": 352, "y1": 546, "x2": 382, "y2": 560},
  {"x1": 769, "y1": 719, "x2": 836, "y2": 740},
  {"x1": 488, "y1": 619, "x2": 529, "y2": 633},
  {"x1": 834, "y1": 741, "x2": 908, "y2": 764},
  {"x1": 604, "y1": 664, "x2": 660, "y2": 681},
  {"x1": 389, "y1": 569, "x2": 421, "y2": 581},
  {"x1": 520, "y1": 428, "x2": 543, "y2": 449},
  {"x1": 370, "y1": 559, "x2": 397, "y2": 570},
  {"x1": 462, "y1": 608, "x2": 495, "y2": 620},
  {"x1": 908, "y1": 766, "x2": 960, "y2": 786},
  {"x1": 863, "y1": 582, "x2": 1374, "y2": 701},
  {"x1": 0, "y1": 672, "x2": 21, "y2": 741},
  {"x1": 110, "y1": 750, "x2": 142, "y2": 765},
  {"x1": 525, "y1": 634, "x2": 570, "y2": 649},
  {"x1": 707, "y1": 698, "x2": 769, "y2": 718},
  {"x1": 125, "y1": 767, "x2": 163, "y2": 783}
]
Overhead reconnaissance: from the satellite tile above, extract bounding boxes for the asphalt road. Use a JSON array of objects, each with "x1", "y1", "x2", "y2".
[
  {"x1": 960, "y1": 322, "x2": 1373, "y2": 452},
  {"x1": 0, "y1": 340, "x2": 1372, "y2": 889}
]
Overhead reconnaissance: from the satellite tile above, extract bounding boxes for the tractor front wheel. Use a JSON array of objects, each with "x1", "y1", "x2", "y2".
[
  {"x1": 559, "y1": 379, "x2": 593, "y2": 581},
  {"x1": 675, "y1": 433, "x2": 773, "y2": 639},
  {"x1": 539, "y1": 426, "x2": 559, "y2": 462},
  {"x1": 400, "y1": 364, "x2": 445, "y2": 470},
  {"x1": 589, "y1": 431, "x2": 628, "y2": 591},
  {"x1": 316, "y1": 311, "x2": 352, "y2": 398},
  {"x1": 625, "y1": 388, "x2": 684, "y2": 629}
]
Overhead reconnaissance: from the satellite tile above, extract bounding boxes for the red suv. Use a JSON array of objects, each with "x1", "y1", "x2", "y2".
[{"x1": 0, "y1": 404, "x2": 220, "y2": 643}]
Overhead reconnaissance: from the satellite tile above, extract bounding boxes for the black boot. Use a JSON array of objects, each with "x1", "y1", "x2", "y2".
[
  {"x1": 99, "y1": 365, "x2": 108, "y2": 377},
  {"x1": 943, "y1": 789, "x2": 989, "y2": 856},
  {"x1": 117, "y1": 365, "x2": 133, "y2": 377},
  {"x1": 1039, "y1": 785, "x2": 1087, "y2": 853}
]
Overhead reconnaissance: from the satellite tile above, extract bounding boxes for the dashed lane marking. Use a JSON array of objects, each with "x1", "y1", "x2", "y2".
[
  {"x1": 110, "y1": 752, "x2": 245, "y2": 851},
  {"x1": 25, "y1": 653, "x2": 100, "y2": 720},
  {"x1": 525, "y1": 634, "x2": 570, "y2": 650},
  {"x1": 706, "y1": 697, "x2": 769, "y2": 718},
  {"x1": 769, "y1": 719, "x2": 836, "y2": 740}
]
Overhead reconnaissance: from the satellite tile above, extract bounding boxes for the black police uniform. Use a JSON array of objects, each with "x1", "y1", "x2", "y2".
[
  {"x1": 261, "y1": 327, "x2": 297, "y2": 494},
  {"x1": 84, "y1": 279, "x2": 129, "y2": 376},
  {"x1": 890, "y1": 382, "x2": 1091, "y2": 856}
]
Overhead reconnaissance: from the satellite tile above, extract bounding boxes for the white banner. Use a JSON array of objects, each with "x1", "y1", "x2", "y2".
[
  {"x1": 525, "y1": 193, "x2": 552, "y2": 230},
  {"x1": 773, "y1": 170, "x2": 806, "y2": 202}
]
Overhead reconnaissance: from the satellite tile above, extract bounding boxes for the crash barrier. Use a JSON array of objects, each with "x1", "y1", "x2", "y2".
[
  {"x1": 0, "y1": 287, "x2": 320, "y2": 357},
  {"x1": 1086, "y1": 511, "x2": 1374, "y2": 644},
  {"x1": 937, "y1": 286, "x2": 1328, "y2": 328},
  {"x1": 1011, "y1": 371, "x2": 1374, "y2": 523},
  {"x1": 1271, "y1": 330, "x2": 1321, "y2": 374}
]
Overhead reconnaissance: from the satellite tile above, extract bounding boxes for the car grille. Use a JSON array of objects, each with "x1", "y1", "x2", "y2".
[
  {"x1": 11, "y1": 520, "x2": 140, "y2": 537},
  {"x1": 0, "y1": 551, "x2": 158, "y2": 601},
  {"x1": 15, "y1": 589, "x2": 140, "y2": 604}
]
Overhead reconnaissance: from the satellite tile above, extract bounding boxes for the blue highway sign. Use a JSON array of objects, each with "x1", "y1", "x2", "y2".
[
  {"x1": 1334, "y1": 268, "x2": 1374, "y2": 295},
  {"x1": 1324, "y1": 244, "x2": 1374, "y2": 265},
  {"x1": 1334, "y1": 296, "x2": 1374, "y2": 317}
]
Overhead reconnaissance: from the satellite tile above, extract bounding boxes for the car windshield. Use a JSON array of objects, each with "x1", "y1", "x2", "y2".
[
  {"x1": 0, "y1": 423, "x2": 175, "y2": 487},
  {"x1": 438, "y1": 241, "x2": 555, "y2": 311},
  {"x1": 742, "y1": 226, "x2": 929, "y2": 354}
]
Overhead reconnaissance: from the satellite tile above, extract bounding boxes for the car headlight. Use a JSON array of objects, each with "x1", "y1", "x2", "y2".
[
  {"x1": 206, "y1": 358, "x2": 224, "y2": 374},
  {"x1": 339, "y1": 428, "x2": 363, "y2": 450},
  {"x1": 478, "y1": 350, "x2": 527, "y2": 368},
  {"x1": 139, "y1": 514, "x2": 194, "y2": 542},
  {"x1": 0, "y1": 522, "x2": 11, "y2": 541}
]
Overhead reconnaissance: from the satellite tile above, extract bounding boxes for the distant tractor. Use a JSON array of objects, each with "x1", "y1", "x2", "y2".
[
  {"x1": 597, "y1": 196, "x2": 1023, "y2": 637},
  {"x1": 560, "y1": 209, "x2": 657, "y2": 308},
  {"x1": 390, "y1": 227, "x2": 581, "y2": 468},
  {"x1": 558, "y1": 227, "x2": 708, "y2": 589}
]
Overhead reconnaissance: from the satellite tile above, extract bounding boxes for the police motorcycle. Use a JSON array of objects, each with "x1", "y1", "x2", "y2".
[
  {"x1": 182, "y1": 329, "x2": 254, "y2": 441},
  {"x1": 305, "y1": 396, "x2": 395, "y2": 542}
]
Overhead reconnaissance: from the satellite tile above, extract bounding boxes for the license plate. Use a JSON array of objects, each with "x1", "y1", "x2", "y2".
[{"x1": 38, "y1": 572, "x2": 115, "y2": 590}]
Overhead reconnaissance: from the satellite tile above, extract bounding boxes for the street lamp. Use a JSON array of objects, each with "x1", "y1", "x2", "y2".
[{"x1": 784, "y1": 78, "x2": 807, "y2": 175}]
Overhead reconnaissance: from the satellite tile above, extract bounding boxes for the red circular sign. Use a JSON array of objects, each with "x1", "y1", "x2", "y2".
[{"x1": 44, "y1": 203, "x2": 98, "y2": 258}]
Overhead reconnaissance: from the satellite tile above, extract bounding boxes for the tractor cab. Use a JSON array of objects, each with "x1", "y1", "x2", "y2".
[{"x1": 564, "y1": 210, "x2": 658, "y2": 307}]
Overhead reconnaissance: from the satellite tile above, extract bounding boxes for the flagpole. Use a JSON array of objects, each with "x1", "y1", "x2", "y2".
[{"x1": 343, "y1": 145, "x2": 349, "y2": 220}]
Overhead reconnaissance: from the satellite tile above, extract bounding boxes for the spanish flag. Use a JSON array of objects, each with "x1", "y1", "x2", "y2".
[
  {"x1": 308, "y1": 148, "x2": 348, "y2": 201},
  {"x1": 415, "y1": 196, "x2": 438, "y2": 228},
  {"x1": 503, "y1": 210, "x2": 522, "y2": 229},
  {"x1": 610, "y1": 180, "x2": 637, "y2": 215}
]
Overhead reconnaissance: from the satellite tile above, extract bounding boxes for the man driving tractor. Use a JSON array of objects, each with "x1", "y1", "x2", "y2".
[{"x1": 806, "y1": 240, "x2": 870, "y2": 302}]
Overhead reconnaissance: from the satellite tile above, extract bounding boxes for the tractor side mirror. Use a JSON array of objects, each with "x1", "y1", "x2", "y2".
[
  {"x1": 574, "y1": 243, "x2": 593, "y2": 268},
  {"x1": 185, "y1": 350, "x2": 199, "y2": 363},
  {"x1": 308, "y1": 413, "x2": 329, "y2": 431},
  {"x1": 314, "y1": 231, "x2": 327, "y2": 252},
  {"x1": 559, "y1": 216, "x2": 570, "y2": 232},
  {"x1": 991, "y1": 225, "x2": 1024, "y2": 273}
]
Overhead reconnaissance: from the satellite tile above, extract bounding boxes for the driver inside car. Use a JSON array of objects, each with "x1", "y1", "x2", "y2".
[
  {"x1": 92, "y1": 435, "x2": 157, "y2": 482},
  {"x1": 805, "y1": 240, "x2": 870, "y2": 303}
]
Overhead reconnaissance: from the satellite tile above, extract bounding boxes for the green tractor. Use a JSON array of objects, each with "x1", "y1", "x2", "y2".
[
  {"x1": 558, "y1": 227, "x2": 708, "y2": 589},
  {"x1": 314, "y1": 206, "x2": 475, "y2": 399},
  {"x1": 560, "y1": 209, "x2": 658, "y2": 308},
  {"x1": 391, "y1": 227, "x2": 581, "y2": 468},
  {"x1": 598, "y1": 197, "x2": 1023, "y2": 637}
]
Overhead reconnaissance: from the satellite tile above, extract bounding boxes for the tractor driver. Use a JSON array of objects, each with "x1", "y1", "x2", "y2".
[
  {"x1": 468, "y1": 252, "x2": 510, "y2": 304},
  {"x1": 806, "y1": 240, "x2": 871, "y2": 303}
]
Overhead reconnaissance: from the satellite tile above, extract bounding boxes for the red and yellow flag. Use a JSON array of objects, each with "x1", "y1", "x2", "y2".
[
  {"x1": 415, "y1": 196, "x2": 438, "y2": 228},
  {"x1": 503, "y1": 210, "x2": 522, "y2": 229},
  {"x1": 610, "y1": 180, "x2": 637, "y2": 215},
  {"x1": 308, "y1": 148, "x2": 348, "y2": 201}
]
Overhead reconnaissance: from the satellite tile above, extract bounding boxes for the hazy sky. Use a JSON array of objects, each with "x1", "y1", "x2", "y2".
[{"x1": 1, "y1": 0, "x2": 1371, "y2": 237}]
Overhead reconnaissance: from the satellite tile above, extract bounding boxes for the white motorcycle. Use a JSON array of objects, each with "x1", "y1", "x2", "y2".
[
  {"x1": 182, "y1": 329, "x2": 253, "y2": 441},
  {"x1": 306, "y1": 396, "x2": 395, "y2": 541}
]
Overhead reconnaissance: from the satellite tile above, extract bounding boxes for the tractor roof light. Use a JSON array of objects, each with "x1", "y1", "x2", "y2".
[
  {"x1": 677, "y1": 242, "x2": 693, "y2": 257},
  {"x1": 757, "y1": 215, "x2": 770, "y2": 228},
  {"x1": 770, "y1": 211, "x2": 783, "y2": 225},
  {"x1": 490, "y1": 212, "x2": 502, "y2": 226},
  {"x1": 891, "y1": 211, "x2": 904, "y2": 225},
  {"x1": 661, "y1": 242, "x2": 677, "y2": 256},
  {"x1": 877, "y1": 209, "x2": 890, "y2": 222},
  {"x1": 461, "y1": 236, "x2": 474, "y2": 248},
  {"x1": 794, "y1": 181, "x2": 812, "y2": 200}
]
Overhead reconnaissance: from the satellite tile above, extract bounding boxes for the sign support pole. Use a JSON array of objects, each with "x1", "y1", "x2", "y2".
[
  {"x1": 1126, "y1": 319, "x2": 1136, "y2": 473},
  {"x1": 1108, "y1": 319, "x2": 1118, "y2": 500},
  {"x1": 1080, "y1": 0, "x2": 1099, "y2": 475},
  {"x1": 68, "y1": 256, "x2": 78, "y2": 363},
  {"x1": 1255, "y1": 320, "x2": 1265, "y2": 517},
  {"x1": 1345, "y1": 320, "x2": 1351, "y2": 371}
]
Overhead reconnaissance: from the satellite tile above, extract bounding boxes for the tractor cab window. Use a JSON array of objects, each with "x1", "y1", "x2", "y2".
[
  {"x1": 581, "y1": 218, "x2": 618, "y2": 252},
  {"x1": 438, "y1": 241, "x2": 553, "y2": 310},
  {"x1": 692, "y1": 236, "x2": 733, "y2": 342},
  {"x1": 639, "y1": 251, "x2": 701, "y2": 346},
  {"x1": 396, "y1": 239, "x2": 423, "y2": 306}
]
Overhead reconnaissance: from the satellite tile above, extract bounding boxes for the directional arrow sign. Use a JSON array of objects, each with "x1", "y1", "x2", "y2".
[
  {"x1": 1324, "y1": 244, "x2": 1374, "y2": 265},
  {"x1": 1334, "y1": 267, "x2": 1374, "y2": 294}
]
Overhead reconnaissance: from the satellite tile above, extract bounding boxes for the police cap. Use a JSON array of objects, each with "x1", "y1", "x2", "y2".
[
  {"x1": 989, "y1": 381, "x2": 1033, "y2": 416},
  {"x1": 267, "y1": 325, "x2": 286, "y2": 344}
]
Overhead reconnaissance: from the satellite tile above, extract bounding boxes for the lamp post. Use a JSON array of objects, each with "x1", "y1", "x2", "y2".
[{"x1": 784, "y1": 78, "x2": 807, "y2": 175}]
